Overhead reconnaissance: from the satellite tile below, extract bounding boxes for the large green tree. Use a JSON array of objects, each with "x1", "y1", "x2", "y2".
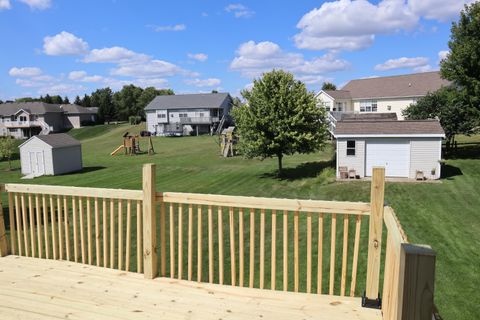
[
  {"x1": 321, "y1": 82, "x2": 337, "y2": 91},
  {"x1": 113, "y1": 85, "x2": 144, "y2": 120},
  {"x1": 232, "y1": 70, "x2": 328, "y2": 175},
  {"x1": 91, "y1": 88, "x2": 115, "y2": 123}
]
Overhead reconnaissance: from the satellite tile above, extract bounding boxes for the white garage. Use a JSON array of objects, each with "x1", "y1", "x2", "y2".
[
  {"x1": 19, "y1": 133, "x2": 83, "y2": 177},
  {"x1": 334, "y1": 120, "x2": 445, "y2": 180}
]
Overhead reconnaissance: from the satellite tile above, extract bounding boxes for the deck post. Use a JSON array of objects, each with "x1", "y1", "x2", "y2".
[
  {"x1": 143, "y1": 164, "x2": 158, "y2": 279},
  {"x1": 399, "y1": 244, "x2": 436, "y2": 320},
  {"x1": 365, "y1": 167, "x2": 385, "y2": 303},
  {"x1": 0, "y1": 185, "x2": 8, "y2": 256}
]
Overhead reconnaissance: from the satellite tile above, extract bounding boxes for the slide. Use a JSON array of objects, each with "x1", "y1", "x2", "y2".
[{"x1": 110, "y1": 145, "x2": 124, "y2": 156}]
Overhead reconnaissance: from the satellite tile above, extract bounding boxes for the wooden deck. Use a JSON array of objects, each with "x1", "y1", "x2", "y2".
[{"x1": 0, "y1": 256, "x2": 382, "y2": 320}]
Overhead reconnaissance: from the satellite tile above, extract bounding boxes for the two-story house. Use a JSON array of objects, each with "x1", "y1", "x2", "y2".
[
  {"x1": 145, "y1": 93, "x2": 233, "y2": 136},
  {"x1": 316, "y1": 71, "x2": 450, "y2": 120},
  {"x1": 0, "y1": 102, "x2": 98, "y2": 139}
]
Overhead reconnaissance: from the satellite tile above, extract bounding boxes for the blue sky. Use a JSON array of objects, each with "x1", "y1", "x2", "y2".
[{"x1": 0, "y1": 0, "x2": 474, "y2": 100}]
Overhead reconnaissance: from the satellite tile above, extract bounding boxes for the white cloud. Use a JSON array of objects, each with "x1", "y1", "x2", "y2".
[
  {"x1": 294, "y1": 0, "x2": 418, "y2": 51},
  {"x1": 68, "y1": 70, "x2": 103, "y2": 82},
  {"x1": 438, "y1": 50, "x2": 449, "y2": 62},
  {"x1": 188, "y1": 53, "x2": 208, "y2": 62},
  {"x1": 110, "y1": 59, "x2": 182, "y2": 78},
  {"x1": 230, "y1": 40, "x2": 350, "y2": 78},
  {"x1": 374, "y1": 57, "x2": 430, "y2": 71},
  {"x1": 9, "y1": 67, "x2": 42, "y2": 77},
  {"x1": 18, "y1": 0, "x2": 51, "y2": 10},
  {"x1": 413, "y1": 64, "x2": 435, "y2": 72},
  {"x1": 408, "y1": 0, "x2": 475, "y2": 22},
  {"x1": 43, "y1": 31, "x2": 89, "y2": 56},
  {"x1": 225, "y1": 3, "x2": 255, "y2": 18},
  {"x1": 149, "y1": 24, "x2": 186, "y2": 32},
  {"x1": 185, "y1": 78, "x2": 221, "y2": 87},
  {"x1": 83, "y1": 46, "x2": 149, "y2": 63},
  {"x1": 0, "y1": 0, "x2": 11, "y2": 10},
  {"x1": 38, "y1": 84, "x2": 86, "y2": 95}
]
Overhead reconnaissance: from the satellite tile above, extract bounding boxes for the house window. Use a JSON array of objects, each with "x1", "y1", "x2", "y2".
[
  {"x1": 359, "y1": 100, "x2": 377, "y2": 112},
  {"x1": 346, "y1": 140, "x2": 356, "y2": 156},
  {"x1": 199, "y1": 112, "x2": 204, "y2": 117},
  {"x1": 170, "y1": 113, "x2": 174, "y2": 118},
  {"x1": 321, "y1": 101, "x2": 332, "y2": 111},
  {"x1": 335, "y1": 102, "x2": 344, "y2": 112},
  {"x1": 179, "y1": 113, "x2": 188, "y2": 118},
  {"x1": 157, "y1": 113, "x2": 166, "y2": 119},
  {"x1": 19, "y1": 116, "x2": 27, "y2": 122},
  {"x1": 387, "y1": 105, "x2": 391, "y2": 111}
]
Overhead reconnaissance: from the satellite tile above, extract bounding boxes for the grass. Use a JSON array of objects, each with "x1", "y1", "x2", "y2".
[{"x1": 0, "y1": 123, "x2": 479, "y2": 320}]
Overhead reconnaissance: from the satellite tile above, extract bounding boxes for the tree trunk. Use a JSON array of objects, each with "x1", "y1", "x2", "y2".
[{"x1": 277, "y1": 153, "x2": 283, "y2": 176}]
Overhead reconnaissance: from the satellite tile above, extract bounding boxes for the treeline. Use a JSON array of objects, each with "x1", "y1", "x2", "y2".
[{"x1": 14, "y1": 94, "x2": 71, "y2": 104}]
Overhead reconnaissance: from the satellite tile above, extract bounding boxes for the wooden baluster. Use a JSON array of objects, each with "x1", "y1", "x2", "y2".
[
  {"x1": 159, "y1": 201, "x2": 165, "y2": 276},
  {"x1": 72, "y1": 196, "x2": 78, "y2": 262},
  {"x1": 110, "y1": 199, "x2": 115, "y2": 268},
  {"x1": 126, "y1": 200, "x2": 131, "y2": 271},
  {"x1": 178, "y1": 203, "x2": 183, "y2": 279},
  {"x1": 294, "y1": 211, "x2": 299, "y2": 292},
  {"x1": 218, "y1": 206, "x2": 224, "y2": 285},
  {"x1": 169, "y1": 203, "x2": 175, "y2": 278},
  {"x1": 208, "y1": 205, "x2": 214, "y2": 284},
  {"x1": 49, "y1": 195, "x2": 57, "y2": 260},
  {"x1": 79, "y1": 197, "x2": 86, "y2": 264},
  {"x1": 229, "y1": 207, "x2": 236, "y2": 286},
  {"x1": 14, "y1": 194, "x2": 22, "y2": 256},
  {"x1": 188, "y1": 204, "x2": 193, "y2": 281},
  {"x1": 307, "y1": 212, "x2": 312, "y2": 293},
  {"x1": 8, "y1": 193, "x2": 16, "y2": 255},
  {"x1": 64, "y1": 196, "x2": 70, "y2": 261},
  {"x1": 197, "y1": 205, "x2": 203, "y2": 282},
  {"x1": 283, "y1": 210, "x2": 288, "y2": 291},
  {"x1": 95, "y1": 198, "x2": 101, "y2": 267},
  {"x1": 57, "y1": 196, "x2": 63, "y2": 260},
  {"x1": 118, "y1": 199, "x2": 123, "y2": 270},
  {"x1": 136, "y1": 200, "x2": 142, "y2": 273},
  {"x1": 102, "y1": 199, "x2": 108, "y2": 267},
  {"x1": 340, "y1": 215, "x2": 349, "y2": 296},
  {"x1": 317, "y1": 213, "x2": 324, "y2": 294},
  {"x1": 0, "y1": 191, "x2": 7, "y2": 257},
  {"x1": 43, "y1": 195, "x2": 49, "y2": 259},
  {"x1": 329, "y1": 213, "x2": 337, "y2": 295},
  {"x1": 260, "y1": 209, "x2": 265, "y2": 289},
  {"x1": 21, "y1": 194, "x2": 29, "y2": 257},
  {"x1": 238, "y1": 208, "x2": 244, "y2": 287},
  {"x1": 350, "y1": 215, "x2": 362, "y2": 297},
  {"x1": 35, "y1": 195, "x2": 42, "y2": 258},
  {"x1": 249, "y1": 208, "x2": 255, "y2": 288},
  {"x1": 271, "y1": 210, "x2": 277, "y2": 291},
  {"x1": 28, "y1": 195, "x2": 36, "y2": 257}
]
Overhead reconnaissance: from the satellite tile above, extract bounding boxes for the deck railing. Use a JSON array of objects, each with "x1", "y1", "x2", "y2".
[{"x1": 0, "y1": 164, "x2": 438, "y2": 320}]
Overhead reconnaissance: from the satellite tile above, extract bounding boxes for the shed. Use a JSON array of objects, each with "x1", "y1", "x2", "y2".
[
  {"x1": 333, "y1": 120, "x2": 445, "y2": 180},
  {"x1": 19, "y1": 133, "x2": 82, "y2": 177}
]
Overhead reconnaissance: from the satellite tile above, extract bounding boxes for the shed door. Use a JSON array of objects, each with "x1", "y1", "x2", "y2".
[
  {"x1": 366, "y1": 139, "x2": 410, "y2": 177},
  {"x1": 29, "y1": 151, "x2": 45, "y2": 175}
]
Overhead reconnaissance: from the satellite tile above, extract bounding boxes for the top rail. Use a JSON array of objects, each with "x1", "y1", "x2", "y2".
[
  {"x1": 158, "y1": 192, "x2": 371, "y2": 215},
  {"x1": 3, "y1": 183, "x2": 143, "y2": 201}
]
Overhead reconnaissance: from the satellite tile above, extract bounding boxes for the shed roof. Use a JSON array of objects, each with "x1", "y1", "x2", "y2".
[
  {"x1": 334, "y1": 120, "x2": 445, "y2": 137},
  {"x1": 0, "y1": 102, "x2": 64, "y2": 116},
  {"x1": 20, "y1": 133, "x2": 81, "y2": 149},
  {"x1": 144, "y1": 93, "x2": 231, "y2": 110},
  {"x1": 340, "y1": 72, "x2": 450, "y2": 99}
]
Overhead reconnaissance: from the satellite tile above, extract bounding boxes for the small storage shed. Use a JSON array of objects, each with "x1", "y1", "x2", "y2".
[
  {"x1": 19, "y1": 133, "x2": 82, "y2": 176},
  {"x1": 333, "y1": 120, "x2": 445, "y2": 179}
]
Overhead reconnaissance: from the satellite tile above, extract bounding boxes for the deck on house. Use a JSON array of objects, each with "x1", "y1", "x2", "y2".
[{"x1": 0, "y1": 256, "x2": 382, "y2": 320}]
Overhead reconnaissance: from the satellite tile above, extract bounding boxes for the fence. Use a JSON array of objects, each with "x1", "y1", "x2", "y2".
[{"x1": 0, "y1": 164, "x2": 438, "y2": 319}]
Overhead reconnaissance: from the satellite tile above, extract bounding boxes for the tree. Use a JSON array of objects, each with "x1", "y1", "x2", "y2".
[
  {"x1": 211, "y1": 90, "x2": 219, "y2": 94},
  {"x1": 232, "y1": 70, "x2": 329, "y2": 175},
  {"x1": 51, "y1": 95, "x2": 63, "y2": 104},
  {"x1": 63, "y1": 96, "x2": 70, "y2": 104},
  {"x1": 113, "y1": 85, "x2": 144, "y2": 120},
  {"x1": 82, "y1": 94, "x2": 91, "y2": 108},
  {"x1": 43, "y1": 94, "x2": 53, "y2": 104},
  {"x1": 0, "y1": 136, "x2": 15, "y2": 170},
  {"x1": 91, "y1": 88, "x2": 115, "y2": 123},
  {"x1": 403, "y1": 86, "x2": 476, "y2": 148},
  {"x1": 321, "y1": 82, "x2": 337, "y2": 91},
  {"x1": 74, "y1": 95, "x2": 82, "y2": 105}
]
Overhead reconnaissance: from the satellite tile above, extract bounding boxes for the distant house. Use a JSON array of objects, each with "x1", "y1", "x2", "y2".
[
  {"x1": 317, "y1": 72, "x2": 450, "y2": 120},
  {"x1": 0, "y1": 102, "x2": 97, "y2": 139},
  {"x1": 144, "y1": 93, "x2": 233, "y2": 136},
  {"x1": 333, "y1": 120, "x2": 445, "y2": 180},
  {"x1": 19, "y1": 133, "x2": 83, "y2": 177}
]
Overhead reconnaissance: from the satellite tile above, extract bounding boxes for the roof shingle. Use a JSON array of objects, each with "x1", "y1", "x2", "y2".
[
  {"x1": 34, "y1": 133, "x2": 81, "y2": 148},
  {"x1": 144, "y1": 93, "x2": 231, "y2": 110},
  {"x1": 334, "y1": 120, "x2": 445, "y2": 136}
]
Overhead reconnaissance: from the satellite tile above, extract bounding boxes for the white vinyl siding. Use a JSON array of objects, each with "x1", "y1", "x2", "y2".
[
  {"x1": 336, "y1": 139, "x2": 365, "y2": 177},
  {"x1": 409, "y1": 138, "x2": 442, "y2": 179}
]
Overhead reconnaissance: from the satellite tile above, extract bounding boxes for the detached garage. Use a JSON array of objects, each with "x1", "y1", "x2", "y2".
[
  {"x1": 19, "y1": 133, "x2": 83, "y2": 177},
  {"x1": 334, "y1": 120, "x2": 445, "y2": 180}
]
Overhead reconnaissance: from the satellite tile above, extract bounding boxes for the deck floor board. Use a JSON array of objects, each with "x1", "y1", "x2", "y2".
[{"x1": 0, "y1": 256, "x2": 382, "y2": 320}]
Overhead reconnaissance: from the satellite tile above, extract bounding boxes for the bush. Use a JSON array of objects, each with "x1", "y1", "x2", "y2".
[{"x1": 129, "y1": 116, "x2": 142, "y2": 125}]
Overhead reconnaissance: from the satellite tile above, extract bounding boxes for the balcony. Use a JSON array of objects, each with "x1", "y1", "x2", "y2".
[
  {"x1": 179, "y1": 116, "x2": 219, "y2": 124},
  {"x1": 3, "y1": 120, "x2": 42, "y2": 128}
]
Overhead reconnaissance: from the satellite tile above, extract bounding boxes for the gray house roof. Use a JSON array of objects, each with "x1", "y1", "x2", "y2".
[
  {"x1": 340, "y1": 72, "x2": 450, "y2": 99},
  {"x1": 144, "y1": 93, "x2": 231, "y2": 111},
  {"x1": 60, "y1": 104, "x2": 97, "y2": 115},
  {"x1": 334, "y1": 120, "x2": 445, "y2": 137},
  {"x1": 20, "y1": 133, "x2": 81, "y2": 149},
  {"x1": 0, "y1": 102, "x2": 64, "y2": 116},
  {"x1": 323, "y1": 90, "x2": 351, "y2": 99}
]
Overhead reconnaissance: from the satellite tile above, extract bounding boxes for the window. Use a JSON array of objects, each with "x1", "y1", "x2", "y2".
[
  {"x1": 359, "y1": 100, "x2": 377, "y2": 112},
  {"x1": 335, "y1": 102, "x2": 344, "y2": 112},
  {"x1": 321, "y1": 101, "x2": 332, "y2": 111},
  {"x1": 387, "y1": 105, "x2": 391, "y2": 111},
  {"x1": 199, "y1": 112, "x2": 204, "y2": 117},
  {"x1": 170, "y1": 113, "x2": 174, "y2": 118},
  {"x1": 19, "y1": 116, "x2": 27, "y2": 122},
  {"x1": 179, "y1": 113, "x2": 188, "y2": 118},
  {"x1": 157, "y1": 113, "x2": 166, "y2": 119},
  {"x1": 346, "y1": 140, "x2": 356, "y2": 156}
]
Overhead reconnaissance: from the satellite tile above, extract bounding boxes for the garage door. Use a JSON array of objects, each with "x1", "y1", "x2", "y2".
[{"x1": 365, "y1": 139, "x2": 410, "y2": 177}]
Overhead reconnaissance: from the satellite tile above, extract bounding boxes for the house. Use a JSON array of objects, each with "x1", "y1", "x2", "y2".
[
  {"x1": 317, "y1": 71, "x2": 450, "y2": 120},
  {"x1": 19, "y1": 133, "x2": 82, "y2": 177},
  {"x1": 333, "y1": 120, "x2": 445, "y2": 179},
  {"x1": 145, "y1": 93, "x2": 233, "y2": 136},
  {"x1": 0, "y1": 102, "x2": 98, "y2": 139}
]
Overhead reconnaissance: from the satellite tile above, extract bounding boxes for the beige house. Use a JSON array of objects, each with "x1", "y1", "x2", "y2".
[
  {"x1": 334, "y1": 120, "x2": 445, "y2": 180},
  {"x1": 317, "y1": 71, "x2": 450, "y2": 120}
]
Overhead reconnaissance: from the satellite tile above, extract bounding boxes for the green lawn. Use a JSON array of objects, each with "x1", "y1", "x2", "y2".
[{"x1": 0, "y1": 124, "x2": 479, "y2": 320}]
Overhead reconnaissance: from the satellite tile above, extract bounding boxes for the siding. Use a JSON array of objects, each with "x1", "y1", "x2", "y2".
[
  {"x1": 19, "y1": 139, "x2": 54, "y2": 175},
  {"x1": 352, "y1": 97, "x2": 416, "y2": 120},
  {"x1": 409, "y1": 138, "x2": 442, "y2": 179},
  {"x1": 51, "y1": 146, "x2": 83, "y2": 175},
  {"x1": 336, "y1": 139, "x2": 365, "y2": 177}
]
